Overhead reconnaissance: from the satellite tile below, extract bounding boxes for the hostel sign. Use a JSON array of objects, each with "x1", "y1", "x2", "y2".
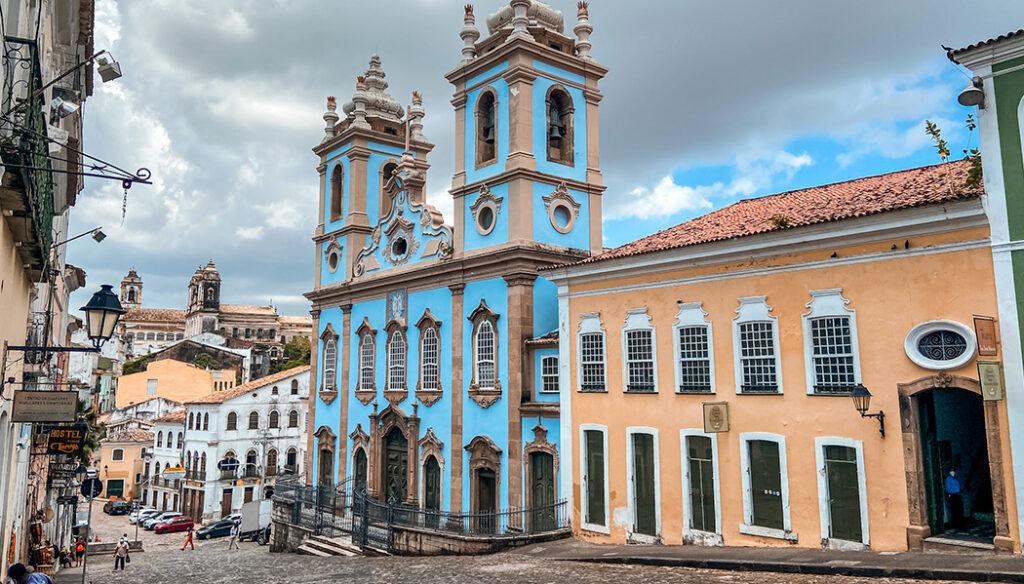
[{"x1": 42, "y1": 423, "x2": 89, "y2": 456}]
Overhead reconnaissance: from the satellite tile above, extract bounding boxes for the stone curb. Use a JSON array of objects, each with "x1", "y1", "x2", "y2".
[{"x1": 560, "y1": 556, "x2": 1024, "y2": 582}]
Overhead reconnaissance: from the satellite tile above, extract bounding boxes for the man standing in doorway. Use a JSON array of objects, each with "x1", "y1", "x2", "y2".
[{"x1": 945, "y1": 469, "x2": 964, "y2": 529}]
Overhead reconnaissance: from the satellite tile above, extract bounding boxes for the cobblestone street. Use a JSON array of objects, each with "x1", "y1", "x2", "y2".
[{"x1": 45, "y1": 509, "x2": 1008, "y2": 584}]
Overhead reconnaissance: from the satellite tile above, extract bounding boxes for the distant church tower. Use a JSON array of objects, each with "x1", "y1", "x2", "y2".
[
  {"x1": 185, "y1": 260, "x2": 221, "y2": 335},
  {"x1": 120, "y1": 268, "x2": 142, "y2": 309}
]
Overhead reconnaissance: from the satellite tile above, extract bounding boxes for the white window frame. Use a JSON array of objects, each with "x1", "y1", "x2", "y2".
[
  {"x1": 577, "y1": 313, "x2": 607, "y2": 392},
  {"x1": 578, "y1": 423, "x2": 610, "y2": 534},
  {"x1": 387, "y1": 330, "x2": 407, "y2": 391},
  {"x1": 733, "y1": 296, "x2": 783, "y2": 395},
  {"x1": 803, "y1": 289, "x2": 861, "y2": 395},
  {"x1": 904, "y1": 319, "x2": 978, "y2": 370},
  {"x1": 475, "y1": 321, "x2": 497, "y2": 390},
  {"x1": 359, "y1": 333, "x2": 375, "y2": 390},
  {"x1": 112, "y1": 448, "x2": 124, "y2": 461},
  {"x1": 420, "y1": 326, "x2": 440, "y2": 391},
  {"x1": 814, "y1": 436, "x2": 870, "y2": 549},
  {"x1": 673, "y1": 302, "x2": 715, "y2": 394},
  {"x1": 323, "y1": 338, "x2": 337, "y2": 390},
  {"x1": 621, "y1": 308, "x2": 658, "y2": 393},
  {"x1": 679, "y1": 429, "x2": 722, "y2": 546},
  {"x1": 540, "y1": 355, "x2": 559, "y2": 393},
  {"x1": 625, "y1": 426, "x2": 661, "y2": 543},
  {"x1": 738, "y1": 432, "x2": 796, "y2": 541}
]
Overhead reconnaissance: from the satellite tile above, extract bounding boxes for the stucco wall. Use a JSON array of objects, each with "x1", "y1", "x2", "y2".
[{"x1": 116, "y1": 360, "x2": 222, "y2": 408}]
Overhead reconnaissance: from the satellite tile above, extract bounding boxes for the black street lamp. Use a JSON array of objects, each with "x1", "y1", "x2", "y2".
[
  {"x1": 80, "y1": 284, "x2": 125, "y2": 349},
  {"x1": 850, "y1": 383, "x2": 885, "y2": 438}
]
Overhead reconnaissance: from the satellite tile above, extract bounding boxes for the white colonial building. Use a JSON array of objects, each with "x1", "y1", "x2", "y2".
[
  {"x1": 145, "y1": 410, "x2": 186, "y2": 512},
  {"x1": 178, "y1": 366, "x2": 310, "y2": 524}
]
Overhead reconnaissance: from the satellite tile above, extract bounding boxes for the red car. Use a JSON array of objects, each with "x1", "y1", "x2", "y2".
[{"x1": 154, "y1": 516, "x2": 194, "y2": 534}]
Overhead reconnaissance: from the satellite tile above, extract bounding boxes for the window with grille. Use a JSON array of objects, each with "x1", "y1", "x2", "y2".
[
  {"x1": 388, "y1": 332, "x2": 406, "y2": 390},
  {"x1": 226, "y1": 412, "x2": 237, "y2": 431},
  {"x1": 677, "y1": 326, "x2": 712, "y2": 393},
  {"x1": 248, "y1": 411, "x2": 259, "y2": 429},
  {"x1": 360, "y1": 333, "x2": 375, "y2": 390},
  {"x1": 739, "y1": 322, "x2": 779, "y2": 393},
  {"x1": 288, "y1": 410, "x2": 299, "y2": 428},
  {"x1": 810, "y1": 316, "x2": 856, "y2": 393},
  {"x1": 579, "y1": 332, "x2": 606, "y2": 391},
  {"x1": 476, "y1": 321, "x2": 496, "y2": 389},
  {"x1": 323, "y1": 338, "x2": 337, "y2": 390},
  {"x1": 541, "y1": 356, "x2": 559, "y2": 392},
  {"x1": 420, "y1": 327, "x2": 439, "y2": 391},
  {"x1": 625, "y1": 329, "x2": 655, "y2": 392}
]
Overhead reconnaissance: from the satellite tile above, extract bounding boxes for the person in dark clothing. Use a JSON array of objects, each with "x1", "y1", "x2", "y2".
[
  {"x1": 6, "y1": 563, "x2": 54, "y2": 584},
  {"x1": 945, "y1": 469, "x2": 964, "y2": 528}
]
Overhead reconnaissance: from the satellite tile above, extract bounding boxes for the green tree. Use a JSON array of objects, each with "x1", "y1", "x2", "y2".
[
  {"x1": 192, "y1": 353, "x2": 223, "y2": 370},
  {"x1": 270, "y1": 336, "x2": 311, "y2": 374},
  {"x1": 121, "y1": 353, "x2": 154, "y2": 375}
]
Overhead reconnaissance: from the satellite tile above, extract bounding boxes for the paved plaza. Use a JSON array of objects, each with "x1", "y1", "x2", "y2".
[{"x1": 42, "y1": 510, "x2": 1008, "y2": 584}]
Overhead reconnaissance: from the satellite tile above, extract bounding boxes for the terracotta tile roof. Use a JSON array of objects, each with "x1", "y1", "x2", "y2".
[
  {"x1": 570, "y1": 161, "x2": 981, "y2": 267},
  {"x1": 104, "y1": 428, "x2": 154, "y2": 443},
  {"x1": 279, "y1": 316, "x2": 312, "y2": 325},
  {"x1": 946, "y1": 29, "x2": 1024, "y2": 62},
  {"x1": 526, "y1": 330, "x2": 558, "y2": 346},
  {"x1": 220, "y1": 304, "x2": 277, "y2": 316},
  {"x1": 124, "y1": 308, "x2": 186, "y2": 323},
  {"x1": 185, "y1": 365, "x2": 310, "y2": 404},
  {"x1": 153, "y1": 410, "x2": 186, "y2": 423}
]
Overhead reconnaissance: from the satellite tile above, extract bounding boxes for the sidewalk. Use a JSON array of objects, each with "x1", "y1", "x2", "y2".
[
  {"x1": 513, "y1": 538, "x2": 1024, "y2": 582},
  {"x1": 52, "y1": 565, "x2": 81, "y2": 584}
]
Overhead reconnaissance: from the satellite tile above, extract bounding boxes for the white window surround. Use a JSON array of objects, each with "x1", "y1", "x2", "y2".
[
  {"x1": 625, "y1": 426, "x2": 661, "y2": 543},
  {"x1": 802, "y1": 289, "x2": 861, "y2": 395},
  {"x1": 733, "y1": 296, "x2": 783, "y2": 395},
  {"x1": 679, "y1": 429, "x2": 722, "y2": 546},
  {"x1": 814, "y1": 436, "x2": 870, "y2": 550},
  {"x1": 577, "y1": 313, "x2": 607, "y2": 392},
  {"x1": 540, "y1": 356, "x2": 559, "y2": 393},
  {"x1": 738, "y1": 432, "x2": 796, "y2": 541},
  {"x1": 579, "y1": 423, "x2": 610, "y2": 534},
  {"x1": 621, "y1": 308, "x2": 658, "y2": 393},
  {"x1": 673, "y1": 302, "x2": 715, "y2": 394},
  {"x1": 904, "y1": 320, "x2": 977, "y2": 370}
]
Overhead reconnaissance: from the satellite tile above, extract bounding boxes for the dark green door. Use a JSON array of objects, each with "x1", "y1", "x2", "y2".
[
  {"x1": 632, "y1": 433, "x2": 657, "y2": 536},
  {"x1": 824, "y1": 445, "x2": 862, "y2": 542},
  {"x1": 318, "y1": 448, "x2": 333, "y2": 488},
  {"x1": 686, "y1": 435, "x2": 715, "y2": 533},
  {"x1": 384, "y1": 428, "x2": 408, "y2": 503},
  {"x1": 424, "y1": 456, "x2": 441, "y2": 528},
  {"x1": 584, "y1": 430, "x2": 606, "y2": 526},
  {"x1": 748, "y1": 440, "x2": 783, "y2": 529},
  {"x1": 354, "y1": 449, "x2": 368, "y2": 492},
  {"x1": 530, "y1": 452, "x2": 556, "y2": 531},
  {"x1": 476, "y1": 469, "x2": 497, "y2": 534}
]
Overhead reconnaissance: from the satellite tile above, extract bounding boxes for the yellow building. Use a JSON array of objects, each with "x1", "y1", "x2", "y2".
[
  {"x1": 98, "y1": 428, "x2": 155, "y2": 500},
  {"x1": 545, "y1": 161, "x2": 1018, "y2": 553},
  {"x1": 116, "y1": 359, "x2": 237, "y2": 408}
]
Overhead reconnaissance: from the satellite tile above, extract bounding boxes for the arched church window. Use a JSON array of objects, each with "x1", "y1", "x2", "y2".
[
  {"x1": 475, "y1": 321, "x2": 496, "y2": 390},
  {"x1": 330, "y1": 164, "x2": 344, "y2": 222},
  {"x1": 323, "y1": 338, "x2": 337, "y2": 390},
  {"x1": 360, "y1": 333, "x2": 375, "y2": 390},
  {"x1": 546, "y1": 87, "x2": 574, "y2": 165},
  {"x1": 206, "y1": 287, "x2": 215, "y2": 301},
  {"x1": 127, "y1": 288, "x2": 136, "y2": 303},
  {"x1": 467, "y1": 300, "x2": 501, "y2": 403},
  {"x1": 476, "y1": 89, "x2": 497, "y2": 167},
  {"x1": 288, "y1": 410, "x2": 299, "y2": 428},
  {"x1": 386, "y1": 325, "x2": 407, "y2": 391}
]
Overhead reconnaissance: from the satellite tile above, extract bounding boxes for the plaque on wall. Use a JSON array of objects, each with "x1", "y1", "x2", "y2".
[
  {"x1": 974, "y1": 316, "x2": 998, "y2": 357},
  {"x1": 978, "y1": 361, "x2": 1004, "y2": 401},
  {"x1": 703, "y1": 401, "x2": 730, "y2": 433},
  {"x1": 386, "y1": 290, "x2": 407, "y2": 322}
]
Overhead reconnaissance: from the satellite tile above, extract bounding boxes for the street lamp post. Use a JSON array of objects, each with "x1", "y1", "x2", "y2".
[{"x1": 75, "y1": 465, "x2": 101, "y2": 584}]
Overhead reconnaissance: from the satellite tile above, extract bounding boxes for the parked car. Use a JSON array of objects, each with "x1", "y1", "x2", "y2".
[
  {"x1": 102, "y1": 501, "x2": 129, "y2": 515},
  {"x1": 154, "y1": 516, "x2": 194, "y2": 534},
  {"x1": 129, "y1": 508, "x2": 157, "y2": 524},
  {"x1": 143, "y1": 512, "x2": 181, "y2": 530},
  {"x1": 224, "y1": 513, "x2": 241, "y2": 524},
  {"x1": 196, "y1": 519, "x2": 234, "y2": 540}
]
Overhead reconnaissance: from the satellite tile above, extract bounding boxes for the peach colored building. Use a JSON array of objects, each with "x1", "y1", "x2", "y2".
[
  {"x1": 545, "y1": 161, "x2": 1019, "y2": 553},
  {"x1": 116, "y1": 359, "x2": 237, "y2": 409},
  {"x1": 98, "y1": 428, "x2": 155, "y2": 500}
]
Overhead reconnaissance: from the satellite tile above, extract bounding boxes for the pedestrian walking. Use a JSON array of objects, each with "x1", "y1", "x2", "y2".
[
  {"x1": 58, "y1": 547, "x2": 70, "y2": 569},
  {"x1": 73, "y1": 539, "x2": 85, "y2": 567},
  {"x1": 181, "y1": 526, "x2": 195, "y2": 550},
  {"x1": 5, "y1": 563, "x2": 54, "y2": 584},
  {"x1": 113, "y1": 539, "x2": 130, "y2": 572},
  {"x1": 228, "y1": 522, "x2": 240, "y2": 550}
]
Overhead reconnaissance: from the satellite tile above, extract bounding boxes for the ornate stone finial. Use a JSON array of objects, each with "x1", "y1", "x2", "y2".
[
  {"x1": 343, "y1": 56, "x2": 404, "y2": 125},
  {"x1": 408, "y1": 91, "x2": 426, "y2": 144},
  {"x1": 372, "y1": 399, "x2": 379, "y2": 414},
  {"x1": 350, "y1": 77, "x2": 370, "y2": 129},
  {"x1": 460, "y1": 4, "x2": 480, "y2": 63},
  {"x1": 412, "y1": 400, "x2": 419, "y2": 417},
  {"x1": 508, "y1": 0, "x2": 531, "y2": 40},
  {"x1": 574, "y1": 1, "x2": 594, "y2": 61},
  {"x1": 322, "y1": 96, "x2": 339, "y2": 142}
]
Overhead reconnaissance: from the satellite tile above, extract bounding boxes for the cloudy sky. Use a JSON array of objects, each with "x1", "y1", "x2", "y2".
[{"x1": 66, "y1": 0, "x2": 1022, "y2": 316}]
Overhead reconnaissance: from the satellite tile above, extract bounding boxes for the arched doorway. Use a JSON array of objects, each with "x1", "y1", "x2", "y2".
[
  {"x1": 318, "y1": 447, "x2": 334, "y2": 488},
  {"x1": 424, "y1": 456, "x2": 442, "y2": 528},
  {"x1": 354, "y1": 448, "x2": 368, "y2": 492},
  {"x1": 383, "y1": 427, "x2": 408, "y2": 503},
  {"x1": 900, "y1": 373, "x2": 1012, "y2": 552},
  {"x1": 529, "y1": 452, "x2": 555, "y2": 531}
]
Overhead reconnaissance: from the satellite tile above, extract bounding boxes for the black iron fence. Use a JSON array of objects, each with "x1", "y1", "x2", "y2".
[{"x1": 274, "y1": 478, "x2": 569, "y2": 553}]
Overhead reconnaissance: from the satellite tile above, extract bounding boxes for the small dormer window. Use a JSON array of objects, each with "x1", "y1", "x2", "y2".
[
  {"x1": 546, "y1": 87, "x2": 574, "y2": 165},
  {"x1": 476, "y1": 90, "x2": 497, "y2": 167}
]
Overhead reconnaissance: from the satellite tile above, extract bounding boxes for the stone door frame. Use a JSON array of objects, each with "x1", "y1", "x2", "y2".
[{"x1": 899, "y1": 372, "x2": 1012, "y2": 552}]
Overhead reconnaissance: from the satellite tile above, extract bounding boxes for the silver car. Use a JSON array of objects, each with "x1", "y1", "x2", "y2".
[{"x1": 143, "y1": 512, "x2": 181, "y2": 530}]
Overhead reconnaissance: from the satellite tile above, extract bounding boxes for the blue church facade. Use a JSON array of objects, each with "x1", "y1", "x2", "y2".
[{"x1": 305, "y1": 1, "x2": 606, "y2": 517}]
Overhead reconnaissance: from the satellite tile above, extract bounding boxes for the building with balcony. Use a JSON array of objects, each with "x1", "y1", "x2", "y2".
[
  {"x1": 145, "y1": 410, "x2": 186, "y2": 512},
  {"x1": 179, "y1": 366, "x2": 310, "y2": 524}
]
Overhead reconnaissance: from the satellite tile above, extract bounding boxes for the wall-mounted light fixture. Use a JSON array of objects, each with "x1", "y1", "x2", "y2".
[{"x1": 850, "y1": 383, "x2": 885, "y2": 438}]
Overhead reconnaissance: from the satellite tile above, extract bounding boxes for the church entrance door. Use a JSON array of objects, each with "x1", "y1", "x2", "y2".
[{"x1": 384, "y1": 428, "x2": 408, "y2": 503}]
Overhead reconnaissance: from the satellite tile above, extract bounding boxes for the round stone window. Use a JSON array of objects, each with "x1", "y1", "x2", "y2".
[
  {"x1": 391, "y1": 237, "x2": 408, "y2": 259},
  {"x1": 476, "y1": 203, "x2": 496, "y2": 235},
  {"x1": 326, "y1": 250, "x2": 340, "y2": 273},
  {"x1": 549, "y1": 201, "x2": 575, "y2": 234},
  {"x1": 904, "y1": 320, "x2": 976, "y2": 370}
]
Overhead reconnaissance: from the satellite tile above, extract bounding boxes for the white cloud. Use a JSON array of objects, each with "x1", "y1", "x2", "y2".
[
  {"x1": 262, "y1": 202, "x2": 303, "y2": 230},
  {"x1": 235, "y1": 226, "x2": 264, "y2": 239}
]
